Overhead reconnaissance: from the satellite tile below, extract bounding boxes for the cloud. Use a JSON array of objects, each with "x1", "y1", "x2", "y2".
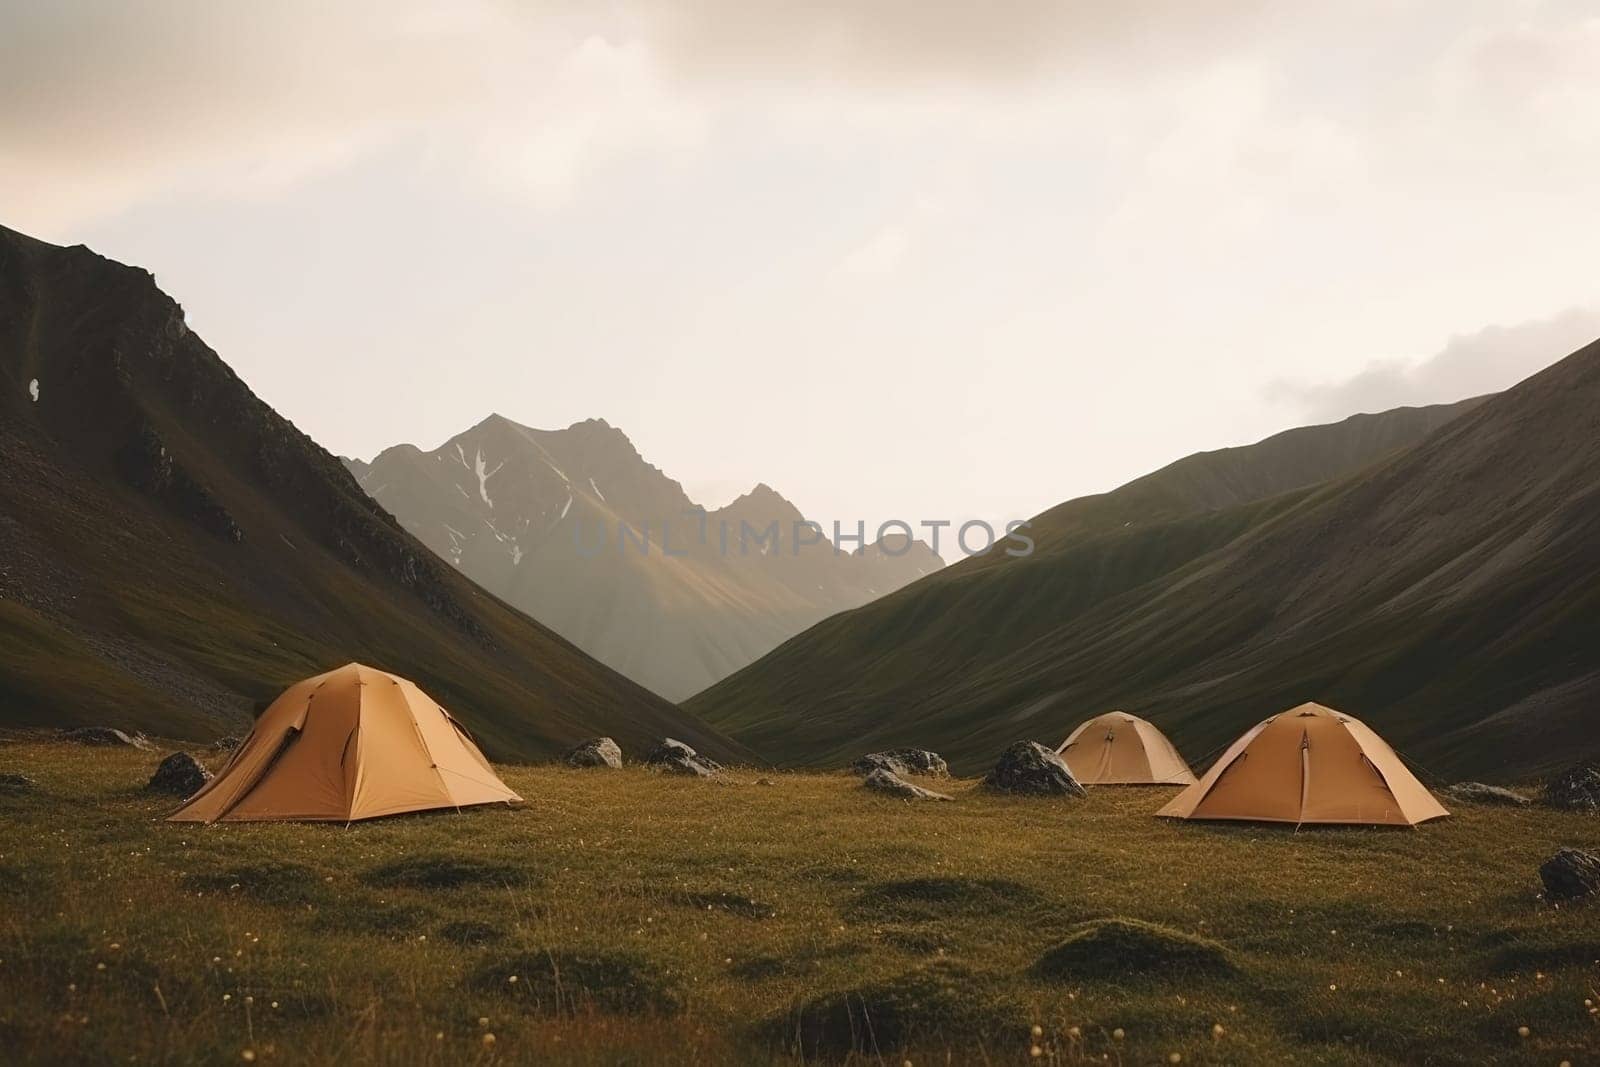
[
  {"x1": 1268, "y1": 307, "x2": 1600, "y2": 421},
  {"x1": 0, "y1": 0, "x2": 704, "y2": 229},
  {"x1": 632, "y1": 0, "x2": 1273, "y2": 87}
]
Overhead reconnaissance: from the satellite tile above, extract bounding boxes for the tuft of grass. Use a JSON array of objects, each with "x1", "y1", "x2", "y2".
[
  {"x1": 306, "y1": 901, "x2": 435, "y2": 939},
  {"x1": 1488, "y1": 936, "x2": 1600, "y2": 974},
  {"x1": 1033, "y1": 918, "x2": 1234, "y2": 981},
  {"x1": 180, "y1": 862, "x2": 329, "y2": 905},
  {"x1": 771, "y1": 960, "x2": 1023, "y2": 1058},
  {"x1": 472, "y1": 948, "x2": 684, "y2": 1017},
  {"x1": 359, "y1": 854, "x2": 534, "y2": 890},
  {"x1": 664, "y1": 890, "x2": 776, "y2": 919},
  {"x1": 845, "y1": 876, "x2": 1046, "y2": 924},
  {"x1": 438, "y1": 919, "x2": 508, "y2": 946}
]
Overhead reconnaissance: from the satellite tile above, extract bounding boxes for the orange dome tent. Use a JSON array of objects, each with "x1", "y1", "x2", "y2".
[
  {"x1": 1057, "y1": 711, "x2": 1197, "y2": 786},
  {"x1": 1156, "y1": 702, "x2": 1448, "y2": 827},
  {"x1": 170, "y1": 663, "x2": 523, "y2": 824}
]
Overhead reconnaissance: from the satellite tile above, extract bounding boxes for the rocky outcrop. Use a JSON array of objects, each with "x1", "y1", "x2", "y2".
[
  {"x1": 1539, "y1": 847, "x2": 1600, "y2": 901},
  {"x1": 59, "y1": 727, "x2": 152, "y2": 750},
  {"x1": 849, "y1": 749, "x2": 949, "y2": 778},
  {"x1": 145, "y1": 752, "x2": 213, "y2": 797},
  {"x1": 1443, "y1": 782, "x2": 1532, "y2": 807},
  {"x1": 565, "y1": 737, "x2": 623, "y2": 769},
  {"x1": 645, "y1": 738, "x2": 723, "y2": 778},
  {"x1": 1545, "y1": 764, "x2": 1600, "y2": 812},
  {"x1": 863, "y1": 768, "x2": 951, "y2": 801},
  {"x1": 981, "y1": 741, "x2": 1085, "y2": 797}
]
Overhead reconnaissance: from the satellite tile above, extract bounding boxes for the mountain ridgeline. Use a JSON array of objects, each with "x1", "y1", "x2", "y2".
[
  {"x1": 346, "y1": 419, "x2": 942, "y2": 699},
  {"x1": 0, "y1": 225, "x2": 747, "y2": 763},
  {"x1": 687, "y1": 362, "x2": 1600, "y2": 783}
]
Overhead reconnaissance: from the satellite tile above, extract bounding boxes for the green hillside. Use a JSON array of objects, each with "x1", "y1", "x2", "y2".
[
  {"x1": 687, "y1": 349, "x2": 1600, "y2": 781},
  {"x1": 0, "y1": 225, "x2": 748, "y2": 764}
]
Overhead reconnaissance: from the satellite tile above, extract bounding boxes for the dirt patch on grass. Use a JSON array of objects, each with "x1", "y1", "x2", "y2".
[
  {"x1": 770, "y1": 960, "x2": 1023, "y2": 1059},
  {"x1": 180, "y1": 862, "x2": 329, "y2": 905},
  {"x1": 1033, "y1": 918, "x2": 1233, "y2": 981},
  {"x1": 845, "y1": 877, "x2": 1046, "y2": 924},
  {"x1": 472, "y1": 948, "x2": 684, "y2": 1016},
  {"x1": 358, "y1": 855, "x2": 533, "y2": 891}
]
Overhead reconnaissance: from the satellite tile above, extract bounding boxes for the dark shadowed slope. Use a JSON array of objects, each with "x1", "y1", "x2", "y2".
[
  {"x1": 958, "y1": 399, "x2": 1486, "y2": 569},
  {"x1": 348, "y1": 417, "x2": 942, "y2": 699},
  {"x1": 0, "y1": 225, "x2": 748, "y2": 763},
  {"x1": 685, "y1": 372, "x2": 1600, "y2": 782}
]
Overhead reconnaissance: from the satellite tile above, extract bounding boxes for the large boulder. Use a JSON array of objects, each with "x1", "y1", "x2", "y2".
[
  {"x1": 1539, "y1": 847, "x2": 1600, "y2": 901},
  {"x1": 1545, "y1": 764, "x2": 1600, "y2": 811},
  {"x1": 59, "y1": 727, "x2": 152, "y2": 750},
  {"x1": 1443, "y1": 782, "x2": 1532, "y2": 807},
  {"x1": 849, "y1": 749, "x2": 949, "y2": 778},
  {"x1": 982, "y1": 741, "x2": 1085, "y2": 797},
  {"x1": 644, "y1": 738, "x2": 723, "y2": 778},
  {"x1": 565, "y1": 737, "x2": 623, "y2": 769},
  {"x1": 146, "y1": 752, "x2": 213, "y2": 797},
  {"x1": 863, "y1": 768, "x2": 952, "y2": 802}
]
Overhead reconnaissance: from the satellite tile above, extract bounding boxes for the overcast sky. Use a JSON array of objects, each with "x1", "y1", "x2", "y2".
[{"x1": 5, "y1": 1, "x2": 1599, "y2": 556}]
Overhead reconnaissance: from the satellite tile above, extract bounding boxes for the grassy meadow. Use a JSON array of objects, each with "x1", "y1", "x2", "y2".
[{"x1": 1, "y1": 741, "x2": 1598, "y2": 1066}]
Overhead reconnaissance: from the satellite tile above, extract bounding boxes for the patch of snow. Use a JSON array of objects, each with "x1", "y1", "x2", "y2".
[
  {"x1": 28, "y1": 378, "x2": 39, "y2": 402},
  {"x1": 455, "y1": 485, "x2": 470, "y2": 499},
  {"x1": 558, "y1": 493, "x2": 573, "y2": 521},
  {"x1": 473, "y1": 448, "x2": 505, "y2": 507},
  {"x1": 511, "y1": 544, "x2": 523, "y2": 566},
  {"x1": 443, "y1": 524, "x2": 466, "y2": 566},
  {"x1": 588, "y1": 476, "x2": 605, "y2": 502},
  {"x1": 545, "y1": 460, "x2": 570, "y2": 483},
  {"x1": 454, "y1": 443, "x2": 469, "y2": 469}
]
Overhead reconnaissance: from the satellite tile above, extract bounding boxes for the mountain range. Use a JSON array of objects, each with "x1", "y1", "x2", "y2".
[
  {"x1": 8, "y1": 220, "x2": 1597, "y2": 786},
  {"x1": 687, "y1": 358, "x2": 1600, "y2": 783},
  {"x1": 0, "y1": 225, "x2": 746, "y2": 763},
  {"x1": 345, "y1": 420, "x2": 942, "y2": 699}
]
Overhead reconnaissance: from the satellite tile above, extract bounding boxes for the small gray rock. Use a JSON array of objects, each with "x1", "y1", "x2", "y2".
[
  {"x1": 1545, "y1": 764, "x2": 1600, "y2": 811},
  {"x1": 210, "y1": 735, "x2": 245, "y2": 753},
  {"x1": 1540, "y1": 847, "x2": 1600, "y2": 901},
  {"x1": 863, "y1": 768, "x2": 952, "y2": 801},
  {"x1": 645, "y1": 738, "x2": 723, "y2": 778},
  {"x1": 146, "y1": 752, "x2": 213, "y2": 798},
  {"x1": 1443, "y1": 782, "x2": 1532, "y2": 807},
  {"x1": 59, "y1": 727, "x2": 153, "y2": 750},
  {"x1": 0, "y1": 773, "x2": 38, "y2": 796},
  {"x1": 982, "y1": 741, "x2": 1086, "y2": 797},
  {"x1": 849, "y1": 749, "x2": 949, "y2": 778},
  {"x1": 565, "y1": 737, "x2": 623, "y2": 769}
]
